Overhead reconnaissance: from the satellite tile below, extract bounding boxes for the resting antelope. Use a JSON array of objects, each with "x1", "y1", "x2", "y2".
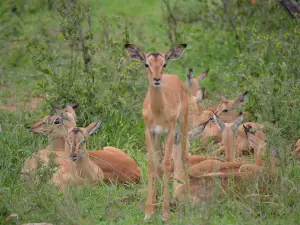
[
  {"x1": 125, "y1": 43, "x2": 189, "y2": 221},
  {"x1": 189, "y1": 113, "x2": 245, "y2": 177},
  {"x1": 238, "y1": 131, "x2": 278, "y2": 176},
  {"x1": 291, "y1": 139, "x2": 300, "y2": 160},
  {"x1": 22, "y1": 116, "x2": 104, "y2": 189},
  {"x1": 184, "y1": 68, "x2": 209, "y2": 99},
  {"x1": 24, "y1": 107, "x2": 141, "y2": 183},
  {"x1": 188, "y1": 115, "x2": 278, "y2": 202},
  {"x1": 194, "y1": 92, "x2": 249, "y2": 145}
]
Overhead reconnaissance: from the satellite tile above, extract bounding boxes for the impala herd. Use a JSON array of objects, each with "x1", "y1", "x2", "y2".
[{"x1": 19, "y1": 43, "x2": 299, "y2": 221}]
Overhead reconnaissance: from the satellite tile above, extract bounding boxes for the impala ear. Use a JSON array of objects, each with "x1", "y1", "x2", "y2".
[
  {"x1": 198, "y1": 68, "x2": 209, "y2": 81},
  {"x1": 85, "y1": 121, "x2": 101, "y2": 136},
  {"x1": 165, "y1": 44, "x2": 187, "y2": 61},
  {"x1": 187, "y1": 68, "x2": 193, "y2": 82},
  {"x1": 213, "y1": 114, "x2": 225, "y2": 132},
  {"x1": 233, "y1": 112, "x2": 244, "y2": 131},
  {"x1": 237, "y1": 91, "x2": 248, "y2": 103},
  {"x1": 69, "y1": 103, "x2": 78, "y2": 109},
  {"x1": 220, "y1": 96, "x2": 228, "y2": 103},
  {"x1": 124, "y1": 44, "x2": 145, "y2": 62},
  {"x1": 186, "y1": 68, "x2": 193, "y2": 88}
]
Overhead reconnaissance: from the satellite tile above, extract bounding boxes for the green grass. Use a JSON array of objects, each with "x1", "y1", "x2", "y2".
[{"x1": 1, "y1": 0, "x2": 300, "y2": 224}]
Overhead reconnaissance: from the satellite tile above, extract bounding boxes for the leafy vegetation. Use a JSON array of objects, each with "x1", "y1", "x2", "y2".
[{"x1": 0, "y1": 0, "x2": 299, "y2": 224}]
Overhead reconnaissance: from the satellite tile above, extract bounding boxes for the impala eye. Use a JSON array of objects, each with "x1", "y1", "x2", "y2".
[
  {"x1": 80, "y1": 139, "x2": 86, "y2": 144},
  {"x1": 222, "y1": 109, "x2": 228, "y2": 113},
  {"x1": 163, "y1": 63, "x2": 167, "y2": 68},
  {"x1": 145, "y1": 63, "x2": 149, "y2": 68}
]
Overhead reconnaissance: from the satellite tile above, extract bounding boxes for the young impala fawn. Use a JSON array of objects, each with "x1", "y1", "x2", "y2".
[
  {"x1": 238, "y1": 131, "x2": 278, "y2": 176},
  {"x1": 184, "y1": 68, "x2": 209, "y2": 99},
  {"x1": 189, "y1": 113, "x2": 245, "y2": 177},
  {"x1": 26, "y1": 107, "x2": 141, "y2": 183},
  {"x1": 125, "y1": 43, "x2": 189, "y2": 221},
  {"x1": 22, "y1": 115, "x2": 104, "y2": 188},
  {"x1": 61, "y1": 105, "x2": 141, "y2": 183},
  {"x1": 200, "y1": 92, "x2": 248, "y2": 145},
  {"x1": 190, "y1": 113, "x2": 277, "y2": 177}
]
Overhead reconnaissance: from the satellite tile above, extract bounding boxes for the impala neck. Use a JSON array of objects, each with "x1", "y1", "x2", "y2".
[
  {"x1": 222, "y1": 128, "x2": 235, "y2": 162},
  {"x1": 149, "y1": 83, "x2": 165, "y2": 115},
  {"x1": 46, "y1": 137, "x2": 66, "y2": 152}
]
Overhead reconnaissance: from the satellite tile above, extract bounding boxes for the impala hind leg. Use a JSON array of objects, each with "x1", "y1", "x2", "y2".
[{"x1": 172, "y1": 119, "x2": 189, "y2": 202}]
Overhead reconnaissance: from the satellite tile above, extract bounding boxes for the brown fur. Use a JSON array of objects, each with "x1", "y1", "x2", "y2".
[
  {"x1": 184, "y1": 69, "x2": 208, "y2": 98},
  {"x1": 22, "y1": 122, "x2": 104, "y2": 189},
  {"x1": 125, "y1": 43, "x2": 189, "y2": 221},
  {"x1": 25, "y1": 106, "x2": 141, "y2": 183}
]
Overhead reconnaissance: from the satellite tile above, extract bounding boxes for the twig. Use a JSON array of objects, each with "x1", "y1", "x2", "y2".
[{"x1": 221, "y1": 0, "x2": 239, "y2": 40}]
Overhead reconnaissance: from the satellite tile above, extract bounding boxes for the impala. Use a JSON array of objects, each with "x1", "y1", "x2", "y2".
[
  {"x1": 184, "y1": 68, "x2": 209, "y2": 99},
  {"x1": 188, "y1": 115, "x2": 277, "y2": 202},
  {"x1": 200, "y1": 92, "x2": 249, "y2": 145},
  {"x1": 25, "y1": 106, "x2": 141, "y2": 183},
  {"x1": 22, "y1": 117, "x2": 104, "y2": 189},
  {"x1": 188, "y1": 113, "x2": 245, "y2": 177},
  {"x1": 291, "y1": 139, "x2": 300, "y2": 160},
  {"x1": 125, "y1": 43, "x2": 189, "y2": 221},
  {"x1": 28, "y1": 104, "x2": 77, "y2": 153}
]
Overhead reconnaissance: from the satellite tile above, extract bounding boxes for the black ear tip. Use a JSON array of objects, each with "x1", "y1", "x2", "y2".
[
  {"x1": 188, "y1": 68, "x2": 193, "y2": 73},
  {"x1": 124, "y1": 43, "x2": 131, "y2": 48},
  {"x1": 205, "y1": 68, "x2": 210, "y2": 73},
  {"x1": 70, "y1": 103, "x2": 78, "y2": 109},
  {"x1": 238, "y1": 112, "x2": 243, "y2": 116},
  {"x1": 181, "y1": 44, "x2": 187, "y2": 48},
  {"x1": 244, "y1": 91, "x2": 249, "y2": 95}
]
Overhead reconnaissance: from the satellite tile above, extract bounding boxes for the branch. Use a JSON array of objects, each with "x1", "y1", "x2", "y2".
[{"x1": 221, "y1": 0, "x2": 239, "y2": 40}]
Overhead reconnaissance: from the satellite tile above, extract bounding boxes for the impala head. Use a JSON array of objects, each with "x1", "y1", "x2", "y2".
[
  {"x1": 69, "y1": 121, "x2": 100, "y2": 162},
  {"x1": 51, "y1": 103, "x2": 78, "y2": 127},
  {"x1": 28, "y1": 104, "x2": 78, "y2": 137},
  {"x1": 125, "y1": 43, "x2": 187, "y2": 87},
  {"x1": 214, "y1": 112, "x2": 244, "y2": 136},
  {"x1": 214, "y1": 91, "x2": 248, "y2": 122},
  {"x1": 214, "y1": 113, "x2": 244, "y2": 161}
]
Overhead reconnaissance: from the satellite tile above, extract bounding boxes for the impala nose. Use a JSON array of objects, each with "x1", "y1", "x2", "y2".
[{"x1": 153, "y1": 78, "x2": 161, "y2": 87}]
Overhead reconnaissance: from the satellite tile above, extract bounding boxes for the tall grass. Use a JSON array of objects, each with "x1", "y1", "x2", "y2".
[{"x1": 1, "y1": 0, "x2": 300, "y2": 224}]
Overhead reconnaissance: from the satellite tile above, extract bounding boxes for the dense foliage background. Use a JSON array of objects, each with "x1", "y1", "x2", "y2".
[{"x1": 0, "y1": 0, "x2": 299, "y2": 224}]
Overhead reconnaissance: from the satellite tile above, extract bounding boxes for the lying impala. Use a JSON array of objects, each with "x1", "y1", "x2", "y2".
[
  {"x1": 200, "y1": 92, "x2": 249, "y2": 145},
  {"x1": 22, "y1": 116, "x2": 104, "y2": 189},
  {"x1": 24, "y1": 106, "x2": 141, "y2": 183},
  {"x1": 125, "y1": 43, "x2": 189, "y2": 221},
  {"x1": 189, "y1": 113, "x2": 278, "y2": 175},
  {"x1": 291, "y1": 139, "x2": 300, "y2": 160},
  {"x1": 187, "y1": 115, "x2": 278, "y2": 202}
]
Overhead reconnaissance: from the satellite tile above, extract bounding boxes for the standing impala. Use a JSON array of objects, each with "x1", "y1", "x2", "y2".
[{"x1": 125, "y1": 43, "x2": 189, "y2": 221}]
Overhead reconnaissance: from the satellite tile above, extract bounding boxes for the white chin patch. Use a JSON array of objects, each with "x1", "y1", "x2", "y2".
[{"x1": 152, "y1": 81, "x2": 161, "y2": 87}]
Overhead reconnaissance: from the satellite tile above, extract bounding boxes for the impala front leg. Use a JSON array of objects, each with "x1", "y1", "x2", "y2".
[
  {"x1": 144, "y1": 129, "x2": 157, "y2": 221},
  {"x1": 162, "y1": 127, "x2": 175, "y2": 221}
]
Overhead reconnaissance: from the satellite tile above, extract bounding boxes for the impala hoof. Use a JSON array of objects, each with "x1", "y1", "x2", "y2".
[
  {"x1": 144, "y1": 213, "x2": 154, "y2": 221},
  {"x1": 161, "y1": 213, "x2": 169, "y2": 222}
]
